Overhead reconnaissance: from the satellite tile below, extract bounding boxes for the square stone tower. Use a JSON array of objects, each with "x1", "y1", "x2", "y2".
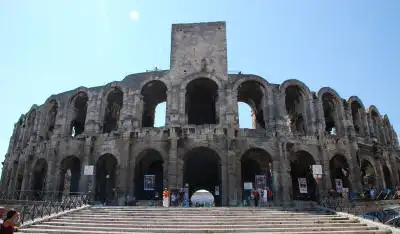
[{"x1": 170, "y1": 21, "x2": 228, "y2": 79}]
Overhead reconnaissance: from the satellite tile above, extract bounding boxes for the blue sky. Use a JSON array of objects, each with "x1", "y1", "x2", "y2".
[{"x1": 0, "y1": 0, "x2": 399, "y2": 175}]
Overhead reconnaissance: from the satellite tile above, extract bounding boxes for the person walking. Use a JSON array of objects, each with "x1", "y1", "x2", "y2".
[
  {"x1": 163, "y1": 188, "x2": 170, "y2": 207},
  {"x1": 253, "y1": 189, "x2": 260, "y2": 207}
]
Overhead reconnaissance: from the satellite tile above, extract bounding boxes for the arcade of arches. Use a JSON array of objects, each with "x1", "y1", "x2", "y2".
[{"x1": 11, "y1": 148, "x2": 397, "y2": 205}]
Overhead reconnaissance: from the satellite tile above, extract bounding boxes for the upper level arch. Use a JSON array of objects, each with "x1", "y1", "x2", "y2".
[
  {"x1": 102, "y1": 87, "x2": 123, "y2": 133},
  {"x1": 140, "y1": 80, "x2": 168, "y2": 128},
  {"x1": 318, "y1": 87, "x2": 343, "y2": 136},
  {"x1": 68, "y1": 91, "x2": 89, "y2": 136},
  {"x1": 180, "y1": 72, "x2": 224, "y2": 91},
  {"x1": 283, "y1": 81, "x2": 309, "y2": 135},
  {"x1": 280, "y1": 79, "x2": 311, "y2": 99}
]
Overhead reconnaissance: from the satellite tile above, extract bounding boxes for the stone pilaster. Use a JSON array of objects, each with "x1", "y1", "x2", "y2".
[
  {"x1": 227, "y1": 149, "x2": 237, "y2": 206},
  {"x1": 168, "y1": 128, "x2": 178, "y2": 190}
]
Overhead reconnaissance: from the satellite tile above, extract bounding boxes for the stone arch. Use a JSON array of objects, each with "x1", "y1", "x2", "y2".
[
  {"x1": 69, "y1": 91, "x2": 88, "y2": 137},
  {"x1": 134, "y1": 149, "x2": 165, "y2": 200},
  {"x1": 43, "y1": 99, "x2": 59, "y2": 140},
  {"x1": 182, "y1": 147, "x2": 222, "y2": 206},
  {"x1": 368, "y1": 105, "x2": 383, "y2": 141},
  {"x1": 240, "y1": 148, "x2": 273, "y2": 198},
  {"x1": 31, "y1": 158, "x2": 48, "y2": 200},
  {"x1": 236, "y1": 79, "x2": 267, "y2": 129},
  {"x1": 95, "y1": 153, "x2": 118, "y2": 203},
  {"x1": 329, "y1": 154, "x2": 351, "y2": 191},
  {"x1": 382, "y1": 115, "x2": 393, "y2": 145},
  {"x1": 180, "y1": 72, "x2": 223, "y2": 91},
  {"x1": 318, "y1": 88, "x2": 342, "y2": 136},
  {"x1": 360, "y1": 159, "x2": 376, "y2": 189},
  {"x1": 140, "y1": 80, "x2": 168, "y2": 127},
  {"x1": 280, "y1": 79, "x2": 311, "y2": 99},
  {"x1": 103, "y1": 87, "x2": 123, "y2": 133},
  {"x1": 58, "y1": 156, "x2": 81, "y2": 196},
  {"x1": 283, "y1": 83, "x2": 308, "y2": 135},
  {"x1": 349, "y1": 97, "x2": 366, "y2": 135},
  {"x1": 185, "y1": 77, "x2": 219, "y2": 125},
  {"x1": 382, "y1": 164, "x2": 393, "y2": 189},
  {"x1": 288, "y1": 150, "x2": 317, "y2": 201}
]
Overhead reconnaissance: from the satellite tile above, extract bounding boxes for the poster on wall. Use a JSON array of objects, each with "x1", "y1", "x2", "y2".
[
  {"x1": 215, "y1": 186, "x2": 220, "y2": 196},
  {"x1": 298, "y1": 178, "x2": 308, "y2": 194},
  {"x1": 244, "y1": 182, "x2": 253, "y2": 190},
  {"x1": 144, "y1": 174, "x2": 155, "y2": 191},
  {"x1": 255, "y1": 175, "x2": 267, "y2": 189},
  {"x1": 335, "y1": 179, "x2": 343, "y2": 193}
]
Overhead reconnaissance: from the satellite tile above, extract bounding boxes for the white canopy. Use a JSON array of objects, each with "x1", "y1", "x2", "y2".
[{"x1": 191, "y1": 189, "x2": 214, "y2": 206}]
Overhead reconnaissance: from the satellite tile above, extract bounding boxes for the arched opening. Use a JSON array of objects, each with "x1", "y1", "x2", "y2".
[
  {"x1": 70, "y1": 92, "x2": 88, "y2": 137},
  {"x1": 383, "y1": 117, "x2": 392, "y2": 145},
  {"x1": 154, "y1": 102, "x2": 166, "y2": 127},
  {"x1": 103, "y1": 88, "x2": 123, "y2": 133},
  {"x1": 351, "y1": 101, "x2": 363, "y2": 135},
  {"x1": 285, "y1": 86, "x2": 306, "y2": 135},
  {"x1": 322, "y1": 93, "x2": 338, "y2": 135},
  {"x1": 31, "y1": 159, "x2": 48, "y2": 200},
  {"x1": 238, "y1": 102, "x2": 253, "y2": 128},
  {"x1": 134, "y1": 149, "x2": 164, "y2": 200},
  {"x1": 24, "y1": 110, "x2": 36, "y2": 146},
  {"x1": 46, "y1": 100, "x2": 58, "y2": 140},
  {"x1": 329, "y1": 155, "x2": 351, "y2": 191},
  {"x1": 58, "y1": 156, "x2": 81, "y2": 196},
  {"x1": 141, "y1": 81, "x2": 167, "y2": 127},
  {"x1": 241, "y1": 148, "x2": 273, "y2": 200},
  {"x1": 289, "y1": 151, "x2": 316, "y2": 201},
  {"x1": 186, "y1": 78, "x2": 218, "y2": 125},
  {"x1": 382, "y1": 165, "x2": 392, "y2": 189},
  {"x1": 95, "y1": 154, "x2": 117, "y2": 203},
  {"x1": 237, "y1": 81, "x2": 266, "y2": 129},
  {"x1": 15, "y1": 164, "x2": 25, "y2": 198},
  {"x1": 371, "y1": 110, "x2": 381, "y2": 139},
  {"x1": 361, "y1": 160, "x2": 376, "y2": 189},
  {"x1": 183, "y1": 147, "x2": 221, "y2": 206}
]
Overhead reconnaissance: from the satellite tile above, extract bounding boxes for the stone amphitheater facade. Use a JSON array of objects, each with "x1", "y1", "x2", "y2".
[{"x1": 1, "y1": 21, "x2": 399, "y2": 206}]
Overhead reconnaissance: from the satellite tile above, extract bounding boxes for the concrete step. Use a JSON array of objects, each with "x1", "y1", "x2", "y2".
[
  {"x1": 22, "y1": 224, "x2": 382, "y2": 233},
  {"x1": 18, "y1": 230, "x2": 391, "y2": 234}
]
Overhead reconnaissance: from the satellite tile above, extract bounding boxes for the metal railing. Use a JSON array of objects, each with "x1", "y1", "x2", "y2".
[{"x1": 0, "y1": 190, "x2": 91, "y2": 224}]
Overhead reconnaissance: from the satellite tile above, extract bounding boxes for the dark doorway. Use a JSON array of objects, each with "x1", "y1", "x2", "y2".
[
  {"x1": 329, "y1": 154, "x2": 351, "y2": 191},
  {"x1": 31, "y1": 159, "x2": 48, "y2": 200},
  {"x1": 241, "y1": 148, "x2": 273, "y2": 199},
  {"x1": 289, "y1": 151, "x2": 317, "y2": 201},
  {"x1": 183, "y1": 147, "x2": 221, "y2": 206},
  {"x1": 360, "y1": 160, "x2": 376, "y2": 189},
  {"x1": 382, "y1": 165, "x2": 392, "y2": 189},
  {"x1": 95, "y1": 154, "x2": 117, "y2": 203},
  {"x1": 141, "y1": 81, "x2": 167, "y2": 127},
  {"x1": 285, "y1": 86, "x2": 306, "y2": 135},
  {"x1": 58, "y1": 156, "x2": 81, "y2": 196},
  {"x1": 134, "y1": 149, "x2": 164, "y2": 200},
  {"x1": 103, "y1": 88, "x2": 123, "y2": 133},
  {"x1": 237, "y1": 81, "x2": 266, "y2": 129},
  {"x1": 70, "y1": 92, "x2": 88, "y2": 137},
  {"x1": 186, "y1": 78, "x2": 218, "y2": 125}
]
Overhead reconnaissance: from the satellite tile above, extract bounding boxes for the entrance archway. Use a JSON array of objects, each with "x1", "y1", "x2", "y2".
[
  {"x1": 289, "y1": 151, "x2": 316, "y2": 201},
  {"x1": 329, "y1": 154, "x2": 351, "y2": 191},
  {"x1": 31, "y1": 159, "x2": 48, "y2": 200},
  {"x1": 58, "y1": 156, "x2": 81, "y2": 196},
  {"x1": 95, "y1": 154, "x2": 117, "y2": 203},
  {"x1": 134, "y1": 149, "x2": 164, "y2": 200},
  {"x1": 360, "y1": 160, "x2": 376, "y2": 189},
  {"x1": 241, "y1": 148, "x2": 273, "y2": 199},
  {"x1": 382, "y1": 165, "x2": 392, "y2": 189},
  {"x1": 183, "y1": 147, "x2": 221, "y2": 206}
]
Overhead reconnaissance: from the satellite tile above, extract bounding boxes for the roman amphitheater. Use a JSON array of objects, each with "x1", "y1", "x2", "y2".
[{"x1": 1, "y1": 21, "x2": 399, "y2": 206}]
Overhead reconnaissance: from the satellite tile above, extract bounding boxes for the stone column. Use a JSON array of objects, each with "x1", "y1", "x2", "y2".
[
  {"x1": 167, "y1": 87, "x2": 180, "y2": 126},
  {"x1": 279, "y1": 142, "x2": 291, "y2": 202},
  {"x1": 235, "y1": 156, "x2": 242, "y2": 203},
  {"x1": 168, "y1": 128, "x2": 178, "y2": 190},
  {"x1": 320, "y1": 147, "x2": 332, "y2": 197},
  {"x1": 275, "y1": 90, "x2": 287, "y2": 137},
  {"x1": 221, "y1": 162, "x2": 228, "y2": 206},
  {"x1": 217, "y1": 90, "x2": 225, "y2": 125},
  {"x1": 307, "y1": 98, "x2": 317, "y2": 136},
  {"x1": 7, "y1": 161, "x2": 18, "y2": 196},
  {"x1": 227, "y1": 149, "x2": 237, "y2": 206},
  {"x1": 349, "y1": 144, "x2": 363, "y2": 193},
  {"x1": 265, "y1": 87, "x2": 275, "y2": 136},
  {"x1": 272, "y1": 160, "x2": 280, "y2": 203}
]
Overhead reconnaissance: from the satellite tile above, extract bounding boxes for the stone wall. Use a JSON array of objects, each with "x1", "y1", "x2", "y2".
[{"x1": 1, "y1": 21, "x2": 400, "y2": 206}]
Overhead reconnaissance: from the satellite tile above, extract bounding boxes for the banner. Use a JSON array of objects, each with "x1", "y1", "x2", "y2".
[
  {"x1": 298, "y1": 178, "x2": 307, "y2": 194},
  {"x1": 255, "y1": 175, "x2": 267, "y2": 189},
  {"x1": 84, "y1": 165, "x2": 94, "y2": 175},
  {"x1": 244, "y1": 182, "x2": 253, "y2": 190},
  {"x1": 335, "y1": 179, "x2": 343, "y2": 193},
  {"x1": 144, "y1": 174, "x2": 155, "y2": 191}
]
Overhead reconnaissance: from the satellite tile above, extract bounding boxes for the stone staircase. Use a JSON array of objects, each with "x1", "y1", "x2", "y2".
[{"x1": 19, "y1": 206, "x2": 391, "y2": 233}]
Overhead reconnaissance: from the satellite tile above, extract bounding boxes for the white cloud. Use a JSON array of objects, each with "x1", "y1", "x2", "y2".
[{"x1": 130, "y1": 11, "x2": 139, "y2": 21}]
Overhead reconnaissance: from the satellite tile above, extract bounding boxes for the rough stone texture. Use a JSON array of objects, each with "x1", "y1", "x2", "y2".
[{"x1": 1, "y1": 21, "x2": 400, "y2": 206}]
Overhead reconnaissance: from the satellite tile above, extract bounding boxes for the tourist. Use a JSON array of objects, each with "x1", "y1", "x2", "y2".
[
  {"x1": 163, "y1": 188, "x2": 170, "y2": 207},
  {"x1": 0, "y1": 207, "x2": 4, "y2": 225},
  {"x1": 171, "y1": 192, "x2": 177, "y2": 206},
  {"x1": 253, "y1": 189, "x2": 260, "y2": 207},
  {"x1": 1, "y1": 210, "x2": 20, "y2": 234}
]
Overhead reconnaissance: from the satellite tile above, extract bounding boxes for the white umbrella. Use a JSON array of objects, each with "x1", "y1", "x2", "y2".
[{"x1": 191, "y1": 189, "x2": 214, "y2": 207}]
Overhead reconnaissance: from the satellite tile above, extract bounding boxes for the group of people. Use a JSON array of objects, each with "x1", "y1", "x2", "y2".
[
  {"x1": 251, "y1": 188, "x2": 273, "y2": 207},
  {"x1": 159, "y1": 188, "x2": 186, "y2": 207},
  {"x1": 0, "y1": 207, "x2": 20, "y2": 234}
]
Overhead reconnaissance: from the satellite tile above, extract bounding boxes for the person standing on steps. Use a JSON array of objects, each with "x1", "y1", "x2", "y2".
[
  {"x1": 253, "y1": 189, "x2": 260, "y2": 207},
  {"x1": 163, "y1": 188, "x2": 170, "y2": 207}
]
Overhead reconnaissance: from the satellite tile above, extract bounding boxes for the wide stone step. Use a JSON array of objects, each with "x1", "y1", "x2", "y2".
[
  {"x1": 51, "y1": 218, "x2": 357, "y2": 225},
  {"x1": 55, "y1": 216, "x2": 349, "y2": 221},
  {"x1": 69, "y1": 213, "x2": 342, "y2": 218},
  {"x1": 78, "y1": 211, "x2": 332, "y2": 215},
  {"x1": 18, "y1": 230, "x2": 391, "y2": 234},
  {"x1": 42, "y1": 221, "x2": 368, "y2": 228},
  {"x1": 21, "y1": 224, "x2": 381, "y2": 233}
]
